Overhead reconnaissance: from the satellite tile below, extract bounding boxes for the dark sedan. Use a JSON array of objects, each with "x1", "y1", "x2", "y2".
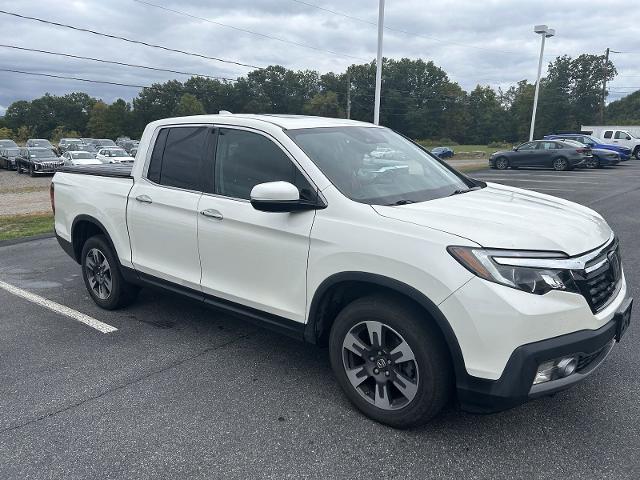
[
  {"x1": 16, "y1": 147, "x2": 64, "y2": 176},
  {"x1": 0, "y1": 147, "x2": 22, "y2": 170},
  {"x1": 0, "y1": 139, "x2": 19, "y2": 149},
  {"x1": 489, "y1": 140, "x2": 591, "y2": 171}
]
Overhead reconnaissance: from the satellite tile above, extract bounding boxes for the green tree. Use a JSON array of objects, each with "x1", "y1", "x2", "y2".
[
  {"x1": 50, "y1": 126, "x2": 80, "y2": 143},
  {"x1": 303, "y1": 91, "x2": 344, "y2": 117},
  {"x1": 87, "y1": 101, "x2": 110, "y2": 138},
  {"x1": 15, "y1": 125, "x2": 32, "y2": 143},
  {"x1": 0, "y1": 126, "x2": 14, "y2": 139},
  {"x1": 466, "y1": 85, "x2": 505, "y2": 144},
  {"x1": 174, "y1": 93, "x2": 205, "y2": 116},
  {"x1": 606, "y1": 90, "x2": 640, "y2": 123}
]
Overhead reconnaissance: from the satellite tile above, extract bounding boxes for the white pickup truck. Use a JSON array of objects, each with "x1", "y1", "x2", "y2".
[
  {"x1": 52, "y1": 114, "x2": 632, "y2": 428},
  {"x1": 582, "y1": 125, "x2": 640, "y2": 159}
]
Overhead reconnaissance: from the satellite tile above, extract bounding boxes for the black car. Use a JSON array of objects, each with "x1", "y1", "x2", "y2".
[
  {"x1": 16, "y1": 147, "x2": 64, "y2": 176},
  {"x1": 489, "y1": 140, "x2": 591, "y2": 171},
  {"x1": 57, "y1": 138, "x2": 84, "y2": 155},
  {"x1": 0, "y1": 139, "x2": 19, "y2": 149},
  {"x1": 0, "y1": 147, "x2": 22, "y2": 170}
]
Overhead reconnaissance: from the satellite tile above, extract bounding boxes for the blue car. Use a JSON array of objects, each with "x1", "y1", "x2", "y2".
[
  {"x1": 430, "y1": 146, "x2": 454, "y2": 158},
  {"x1": 544, "y1": 134, "x2": 632, "y2": 160}
]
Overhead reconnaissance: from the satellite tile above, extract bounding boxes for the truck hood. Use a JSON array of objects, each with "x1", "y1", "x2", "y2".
[{"x1": 372, "y1": 183, "x2": 611, "y2": 256}]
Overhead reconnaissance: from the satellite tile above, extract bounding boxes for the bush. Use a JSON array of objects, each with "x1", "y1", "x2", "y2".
[{"x1": 487, "y1": 141, "x2": 511, "y2": 148}]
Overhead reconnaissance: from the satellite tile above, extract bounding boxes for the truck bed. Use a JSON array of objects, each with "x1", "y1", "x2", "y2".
[{"x1": 59, "y1": 163, "x2": 133, "y2": 178}]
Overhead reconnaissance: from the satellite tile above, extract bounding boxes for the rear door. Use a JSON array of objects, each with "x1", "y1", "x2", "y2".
[
  {"x1": 197, "y1": 126, "x2": 317, "y2": 323},
  {"x1": 127, "y1": 125, "x2": 213, "y2": 290},
  {"x1": 537, "y1": 141, "x2": 561, "y2": 167},
  {"x1": 603, "y1": 130, "x2": 614, "y2": 144}
]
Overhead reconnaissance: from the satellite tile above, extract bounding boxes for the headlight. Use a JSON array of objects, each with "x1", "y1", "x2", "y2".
[{"x1": 448, "y1": 246, "x2": 579, "y2": 295}]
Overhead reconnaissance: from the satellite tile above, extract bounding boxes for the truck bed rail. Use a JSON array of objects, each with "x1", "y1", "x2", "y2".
[{"x1": 58, "y1": 164, "x2": 133, "y2": 178}]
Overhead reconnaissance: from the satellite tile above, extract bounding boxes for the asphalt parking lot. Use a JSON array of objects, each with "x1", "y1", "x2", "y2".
[{"x1": 1, "y1": 163, "x2": 639, "y2": 479}]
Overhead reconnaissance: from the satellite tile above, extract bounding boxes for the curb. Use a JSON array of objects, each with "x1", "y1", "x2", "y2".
[{"x1": 0, "y1": 231, "x2": 55, "y2": 248}]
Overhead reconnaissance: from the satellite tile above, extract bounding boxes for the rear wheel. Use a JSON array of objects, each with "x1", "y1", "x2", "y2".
[
  {"x1": 634, "y1": 147, "x2": 640, "y2": 160},
  {"x1": 81, "y1": 235, "x2": 139, "y2": 310},
  {"x1": 28, "y1": 164, "x2": 34, "y2": 177},
  {"x1": 494, "y1": 157, "x2": 509, "y2": 170},
  {"x1": 552, "y1": 157, "x2": 569, "y2": 171},
  {"x1": 329, "y1": 295, "x2": 453, "y2": 428},
  {"x1": 17, "y1": 162, "x2": 22, "y2": 174}
]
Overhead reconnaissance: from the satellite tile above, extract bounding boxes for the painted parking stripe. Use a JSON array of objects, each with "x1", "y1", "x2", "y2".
[{"x1": 0, "y1": 279, "x2": 117, "y2": 333}]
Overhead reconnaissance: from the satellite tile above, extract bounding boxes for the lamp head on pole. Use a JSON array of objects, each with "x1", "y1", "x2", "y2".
[{"x1": 534, "y1": 24, "x2": 556, "y2": 37}]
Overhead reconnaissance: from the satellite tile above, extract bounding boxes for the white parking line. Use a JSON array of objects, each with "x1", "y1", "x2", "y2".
[{"x1": 0, "y1": 279, "x2": 117, "y2": 333}]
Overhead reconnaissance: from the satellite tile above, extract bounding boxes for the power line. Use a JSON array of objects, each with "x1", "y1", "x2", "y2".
[
  {"x1": 0, "y1": 44, "x2": 237, "y2": 81},
  {"x1": 0, "y1": 9, "x2": 260, "y2": 70},
  {"x1": 288, "y1": 0, "x2": 519, "y2": 55},
  {"x1": 0, "y1": 68, "x2": 149, "y2": 89},
  {"x1": 132, "y1": 0, "x2": 368, "y2": 62}
]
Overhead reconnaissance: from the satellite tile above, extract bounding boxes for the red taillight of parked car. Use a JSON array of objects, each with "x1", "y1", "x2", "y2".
[
  {"x1": 576, "y1": 148, "x2": 589, "y2": 154},
  {"x1": 50, "y1": 183, "x2": 55, "y2": 214}
]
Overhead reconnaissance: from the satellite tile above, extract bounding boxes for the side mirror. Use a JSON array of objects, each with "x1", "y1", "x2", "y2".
[
  {"x1": 250, "y1": 181, "x2": 320, "y2": 212},
  {"x1": 512, "y1": 146, "x2": 518, "y2": 151}
]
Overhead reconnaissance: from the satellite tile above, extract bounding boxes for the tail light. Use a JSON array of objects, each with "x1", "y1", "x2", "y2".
[
  {"x1": 576, "y1": 148, "x2": 589, "y2": 154},
  {"x1": 50, "y1": 183, "x2": 55, "y2": 214}
]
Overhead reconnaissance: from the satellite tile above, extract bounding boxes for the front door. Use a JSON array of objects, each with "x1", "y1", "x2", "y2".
[
  {"x1": 511, "y1": 141, "x2": 539, "y2": 167},
  {"x1": 197, "y1": 127, "x2": 317, "y2": 323}
]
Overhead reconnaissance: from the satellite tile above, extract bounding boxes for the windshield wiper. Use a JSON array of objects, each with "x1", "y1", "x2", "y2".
[
  {"x1": 449, "y1": 186, "x2": 482, "y2": 196},
  {"x1": 388, "y1": 199, "x2": 415, "y2": 206}
]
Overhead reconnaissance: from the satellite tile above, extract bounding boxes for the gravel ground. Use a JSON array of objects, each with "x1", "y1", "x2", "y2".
[{"x1": 0, "y1": 170, "x2": 52, "y2": 216}]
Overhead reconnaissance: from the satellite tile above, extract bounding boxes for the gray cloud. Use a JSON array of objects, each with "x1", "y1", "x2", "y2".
[{"x1": 0, "y1": 0, "x2": 638, "y2": 110}]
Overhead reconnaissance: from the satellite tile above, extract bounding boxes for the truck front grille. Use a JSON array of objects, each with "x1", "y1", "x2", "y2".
[{"x1": 573, "y1": 241, "x2": 622, "y2": 313}]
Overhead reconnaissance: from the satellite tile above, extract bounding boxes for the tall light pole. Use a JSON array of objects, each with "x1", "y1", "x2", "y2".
[
  {"x1": 529, "y1": 25, "x2": 555, "y2": 141},
  {"x1": 373, "y1": 0, "x2": 385, "y2": 125}
]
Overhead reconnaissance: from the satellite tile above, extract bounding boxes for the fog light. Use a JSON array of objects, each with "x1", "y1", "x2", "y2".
[{"x1": 533, "y1": 356, "x2": 578, "y2": 385}]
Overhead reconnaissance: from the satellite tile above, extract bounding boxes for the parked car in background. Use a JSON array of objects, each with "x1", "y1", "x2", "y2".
[
  {"x1": 129, "y1": 146, "x2": 138, "y2": 157},
  {"x1": 119, "y1": 140, "x2": 139, "y2": 154},
  {"x1": 0, "y1": 139, "x2": 19, "y2": 149},
  {"x1": 26, "y1": 138, "x2": 56, "y2": 153},
  {"x1": 96, "y1": 147, "x2": 135, "y2": 163},
  {"x1": 547, "y1": 137, "x2": 620, "y2": 168},
  {"x1": 58, "y1": 138, "x2": 83, "y2": 155},
  {"x1": 16, "y1": 147, "x2": 63, "y2": 176},
  {"x1": 582, "y1": 126, "x2": 640, "y2": 159},
  {"x1": 52, "y1": 114, "x2": 631, "y2": 428},
  {"x1": 61, "y1": 150, "x2": 102, "y2": 166},
  {"x1": 430, "y1": 146, "x2": 454, "y2": 158},
  {"x1": 490, "y1": 140, "x2": 591, "y2": 170},
  {"x1": 92, "y1": 139, "x2": 117, "y2": 147},
  {"x1": 545, "y1": 133, "x2": 632, "y2": 161},
  {"x1": 0, "y1": 147, "x2": 22, "y2": 170},
  {"x1": 75, "y1": 143, "x2": 99, "y2": 157}
]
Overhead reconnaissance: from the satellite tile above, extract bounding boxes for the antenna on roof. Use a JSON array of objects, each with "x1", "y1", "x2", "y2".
[{"x1": 219, "y1": 110, "x2": 232, "y2": 115}]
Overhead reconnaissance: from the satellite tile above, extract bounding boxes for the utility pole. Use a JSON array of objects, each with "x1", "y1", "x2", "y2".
[
  {"x1": 373, "y1": 0, "x2": 385, "y2": 125},
  {"x1": 346, "y1": 69, "x2": 351, "y2": 119},
  {"x1": 601, "y1": 47, "x2": 610, "y2": 124}
]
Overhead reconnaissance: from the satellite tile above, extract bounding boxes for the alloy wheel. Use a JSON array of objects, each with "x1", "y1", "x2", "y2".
[
  {"x1": 495, "y1": 158, "x2": 508, "y2": 170},
  {"x1": 553, "y1": 158, "x2": 568, "y2": 170},
  {"x1": 85, "y1": 248, "x2": 113, "y2": 300},
  {"x1": 585, "y1": 157, "x2": 598, "y2": 169},
  {"x1": 342, "y1": 321, "x2": 419, "y2": 411}
]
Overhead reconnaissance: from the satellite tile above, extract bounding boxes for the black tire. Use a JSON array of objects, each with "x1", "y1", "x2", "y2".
[
  {"x1": 329, "y1": 294, "x2": 453, "y2": 429},
  {"x1": 552, "y1": 156, "x2": 569, "y2": 171},
  {"x1": 81, "y1": 234, "x2": 139, "y2": 310},
  {"x1": 28, "y1": 164, "x2": 34, "y2": 177},
  {"x1": 17, "y1": 162, "x2": 22, "y2": 174},
  {"x1": 585, "y1": 156, "x2": 600, "y2": 169},
  {"x1": 634, "y1": 148, "x2": 640, "y2": 160},
  {"x1": 494, "y1": 156, "x2": 509, "y2": 170}
]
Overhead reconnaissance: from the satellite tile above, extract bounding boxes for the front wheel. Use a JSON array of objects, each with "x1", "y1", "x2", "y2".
[
  {"x1": 81, "y1": 235, "x2": 139, "y2": 310},
  {"x1": 329, "y1": 295, "x2": 453, "y2": 428},
  {"x1": 28, "y1": 164, "x2": 34, "y2": 177},
  {"x1": 17, "y1": 163, "x2": 22, "y2": 174},
  {"x1": 585, "y1": 157, "x2": 600, "y2": 169},
  {"x1": 634, "y1": 148, "x2": 640, "y2": 160},
  {"x1": 552, "y1": 157, "x2": 569, "y2": 171},
  {"x1": 494, "y1": 157, "x2": 509, "y2": 170}
]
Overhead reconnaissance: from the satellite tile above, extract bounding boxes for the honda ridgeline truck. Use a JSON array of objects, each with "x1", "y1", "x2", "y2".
[{"x1": 52, "y1": 114, "x2": 632, "y2": 428}]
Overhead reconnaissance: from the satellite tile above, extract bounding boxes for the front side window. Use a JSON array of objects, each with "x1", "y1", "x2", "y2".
[
  {"x1": 287, "y1": 126, "x2": 470, "y2": 205},
  {"x1": 614, "y1": 131, "x2": 630, "y2": 140},
  {"x1": 518, "y1": 142, "x2": 537, "y2": 150},
  {"x1": 214, "y1": 128, "x2": 312, "y2": 200},
  {"x1": 146, "y1": 126, "x2": 209, "y2": 191}
]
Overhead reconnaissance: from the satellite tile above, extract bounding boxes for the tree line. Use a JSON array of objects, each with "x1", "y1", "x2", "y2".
[{"x1": 0, "y1": 54, "x2": 626, "y2": 145}]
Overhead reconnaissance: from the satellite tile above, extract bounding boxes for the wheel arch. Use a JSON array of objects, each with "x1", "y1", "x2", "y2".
[
  {"x1": 305, "y1": 271, "x2": 466, "y2": 380},
  {"x1": 70, "y1": 215, "x2": 120, "y2": 265}
]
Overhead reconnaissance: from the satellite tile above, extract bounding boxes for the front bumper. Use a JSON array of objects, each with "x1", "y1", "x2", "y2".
[
  {"x1": 33, "y1": 162, "x2": 64, "y2": 173},
  {"x1": 456, "y1": 297, "x2": 631, "y2": 412}
]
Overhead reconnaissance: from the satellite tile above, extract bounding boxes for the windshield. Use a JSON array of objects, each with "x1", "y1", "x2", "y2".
[
  {"x1": 30, "y1": 149, "x2": 56, "y2": 158},
  {"x1": 5, "y1": 148, "x2": 20, "y2": 156},
  {"x1": 30, "y1": 140, "x2": 52, "y2": 147},
  {"x1": 71, "y1": 152, "x2": 94, "y2": 159},
  {"x1": 0, "y1": 140, "x2": 18, "y2": 148},
  {"x1": 97, "y1": 139, "x2": 116, "y2": 146},
  {"x1": 287, "y1": 126, "x2": 470, "y2": 205},
  {"x1": 586, "y1": 136, "x2": 603, "y2": 143},
  {"x1": 108, "y1": 149, "x2": 129, "y2": 157}
]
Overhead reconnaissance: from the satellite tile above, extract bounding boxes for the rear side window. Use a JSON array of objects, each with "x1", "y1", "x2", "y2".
[
  {"x1": 147, "y1": 126, "x2": 209, "y2": 191},
  {"x1": 214, "y1": 128, "x2": 313, "y2": 200},
  {"x1": 604, "y1": 131, "x2": 613, "y2": 139}
]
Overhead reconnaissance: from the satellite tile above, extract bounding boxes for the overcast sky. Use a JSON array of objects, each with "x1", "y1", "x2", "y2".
[{"x1": 1, "y1": 0, "x2": 640, "y2": 115}]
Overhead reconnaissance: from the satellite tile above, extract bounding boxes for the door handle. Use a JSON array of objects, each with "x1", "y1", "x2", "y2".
[
  {"x1": 200, "y1": 209, "x2": 223, "y2": 220},
  {"x1": 135, "y1": 195, "x2": 153, "y2": 204}
]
